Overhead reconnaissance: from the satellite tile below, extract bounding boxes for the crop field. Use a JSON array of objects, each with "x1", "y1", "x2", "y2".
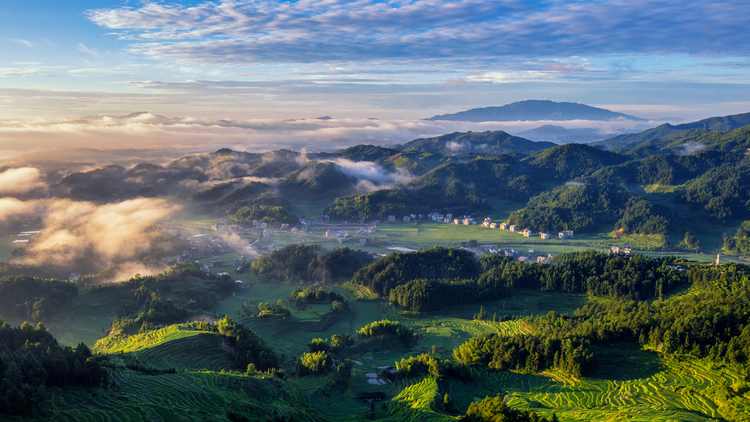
[
  {"x1": 466, "y1": 351, "x2": 747, "y2": 422},
  {"x1": 93, "y1": 324, "x2": 233, "y2": 371},
  {"x1": 54, "y1": 370, "x2": 317, "y2": 422},
  {"x1": 388, "y1": 377, "x2": 455, "y2": 422}
]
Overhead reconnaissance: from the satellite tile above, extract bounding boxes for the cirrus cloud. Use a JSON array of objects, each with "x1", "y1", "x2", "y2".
[{"x1": 87, "y1": 0, "x2": 750, "y2": 66}]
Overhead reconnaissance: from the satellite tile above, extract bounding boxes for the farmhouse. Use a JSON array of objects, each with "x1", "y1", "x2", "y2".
[
  {"x1": 263, "y1": 229, "x2": 274, "y2": 238},
  {"x1": 403, "y1": 216, "x2": 411, "y2": 222},
  {"x1": 522, "y1": 228, "x2": 533, "y2": 237},
  {"x1": 388, "y1": 215, "x2": 396, "y2": 222},
  {"x1": 499, "y1": 222, "x2": 508, "y2": 230},
  {"x1": 509, "y1": 225, "x2": 517, "y2": 232},
  {"x1": 539, "y1": 232, "x2": 550, "y2": 239},
  {"x1": 559, "y1": 230, "x2": 574, "y2": 239}
]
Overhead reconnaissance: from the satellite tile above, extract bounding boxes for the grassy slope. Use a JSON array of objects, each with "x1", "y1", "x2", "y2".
[
  {"x1": 94, "y1": 324, "x2": 233, "y2": 371},
  {"x1": 54, "y1": 370, "x2": 317, "y2": 422}
]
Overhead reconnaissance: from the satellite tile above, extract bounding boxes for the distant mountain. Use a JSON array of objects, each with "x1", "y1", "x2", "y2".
[
  {"x1": 427, "y1": 100, "x2": 648, "y2": 122},
  {"x1": 516, "y1": 125, "x2": 639, "y2": 144},
  {"x1": 596, "y1": 111, "x2": 750, "y2": 150},
  {"x1": 392, "y1": 130, "x2": 555, "y2": 155}
]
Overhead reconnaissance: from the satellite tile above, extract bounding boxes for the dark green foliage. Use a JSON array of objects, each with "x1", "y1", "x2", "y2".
[
  {"x1": 408, "y1": 158, "x2": 542, "y2": 207},
  {"x1": 231, "y1": 204, "x2": 299, "y2": 226},
  {"x1": 357, "y1": 320, "x2": 416, "y2": 346},
  {"x1": 191, "y1": 181, "x2": 240, "y2": 202},
  {"x1": 252, "y1": 245, "x2": 372, "y2": 282},
  {"x1": 389, "y1": 275, "x2": 513, "y2": 313},
  {"x1": 291, "y1": 287, "x2": 348, "y2": 309},
  {"x1": 676, "y1": 164, "x2": 750, "y2": 222},
  {"x1": 522, "y1": 143, "x2": 627, "y2": 180},
  {"x1": 295, "y1": 351, "x2": 332, "y2": 376},
  {"x1": 217, "y1": 316, "x2": 280, "y2": 371},
  {"x1": 251, "y1": 244, "x2": 323, "y2": 280},
  {"x1": 325, "y1": 189, "x2": 417, "y2": 221},
  {"x1": 307, "y1": 247, "x2": 373, "y2": 282},
  {"x1": 0, "y1": 318, "x2": 107, "y2": 416},
  {"x1": 212, "y1": 182, "x2": 272, "y2": 207},
  {"x1": 461, "y1": 396, "x2": 556, "y2": 422},
  {"x1": 396, "y1": 353, "x2": 471, "y2": 381},
  {"x1": 508, "y1": 183, "x2": 671, "y2": 234},
  {"x1": 389, "y1": 251, "x2": 688, "y2": 312},
  {"x1": 393, "y1": 130, "x2": 555, "y2": 155},
  {"x1": 325, "y1": 359, "x2": 354, "y2": 392},
  {"x1": 729, "y1": 221, "x2": 750, "y2": 256},
  {"x1": 352, "y1": 246, "x2": 481, "y2": 296},
  {"x1": 257, "y1": 300, "x2": 292, "y2": 318},
  {"x1": 107, "y1": 262, "x2": 235, "y2": 334},
  {"x1": 0, "y1": 276, "x2": 78, "y2": 321},
  {"x1": 279, "y1": 162, "x2": 357, "y2": 198},
  {"x1": 453, "y1": 333, "x2": 593, "y2": 377},
  {"x1": 331, "y1": 145, "x2": 399, "y2": 162},
  {"x1": 596, "y1": 111, "x2": 750, "y2": 150}
]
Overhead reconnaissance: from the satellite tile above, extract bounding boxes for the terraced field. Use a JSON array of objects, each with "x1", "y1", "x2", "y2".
[
  {"x1": 470, "y1": 355, "x2": 745, "y2": 422},
  {"x1": 388, "y1": 377, "x2": 455, "y2": 422},
  {"x1": 54, "y1": 370, "x2": 316, "y2": 422},
  {"x1": 94, "y1": 324, "x2": 232, "y2": 371}
]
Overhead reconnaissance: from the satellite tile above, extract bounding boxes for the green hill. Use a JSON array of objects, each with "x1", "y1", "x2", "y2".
[
  {"x1": 522, "y1": 143, "x2": 628, "y2": 180},
  {"x1": 596, "y1": 111, "x2": 750, "y2": 150},
  {"x1": 279, "y1": 162, "x2": 358, "y2": 199},
  {"x1": 393, "y1": 130, "x2": 555, "y2": 155}
]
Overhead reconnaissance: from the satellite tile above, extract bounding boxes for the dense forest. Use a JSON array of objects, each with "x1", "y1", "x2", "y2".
[
  {"x1": 0, "y1": 276, "x2": 78, "y2": 321},
  {"x1": 361, "y1": 249, "x2": 689, "y2": 312},
  {"x1": 507, "y1": 183, "x2": 671, "y2": 234},
  {"x1": 251, "y1": 245, "x2": 372, "y2": 282},
  {"x1": 0, "y1": 318, "x2": 108, "y2": 416}
]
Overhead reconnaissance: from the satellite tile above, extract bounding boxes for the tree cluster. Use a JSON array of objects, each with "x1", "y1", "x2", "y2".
[{"x1": 0, "y1": 318, "x2": 107, "y2": 417}]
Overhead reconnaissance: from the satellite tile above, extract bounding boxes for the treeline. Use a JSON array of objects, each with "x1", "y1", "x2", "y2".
[
  {"x1": 676, "y1": 164, "x2": 750, "y2": 223},
  {"x1": 357, "y1": 320, "x2": 416, "y2": 346},
  {"x1": 366, "y1": 249, "x2": 689, "y2": 312},
  {"x1": 396, "y1": 353, "x2": 471, "y2": 381},
  {"x1": 107, "y1": 262, "x2": 235, "y2": 334},
  {"x1": 213, "y1": 316, "x2": 280, "y2": 371},
  {"x1": 0, "y1": 318, "x2": 108, "y2": 417},
  {"x1": 230, "y1": 205, "x2": 299, "y2": 226},
  {"x1": 290, "y1": 287, "x2": 347, "y2": 308},
  {"x1": 0, "y1": 275, "x2": 78, "y2": 321},
  {"x1": 725, "y1": 221, "x2": 750, "y2": 257},
  {"x1": 507, "y1": 183, "x2": 671, "y2": 234},
  {"x1": 461, "y1": 396, "x2": 559, "y2": 422},
  {"x1": 251, "y1": 245, "x2": 372, "y2": 282},
  {"x1": 352, "y1": 246, "x2": 480, "y2": 296},
  {"x1": 453, "y1": 333, "x2": 593, "y2": 377}
]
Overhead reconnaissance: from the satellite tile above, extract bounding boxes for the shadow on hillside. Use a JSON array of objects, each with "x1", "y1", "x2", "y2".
[{"x1": 589, "y1": 343, "x2": 664, "y2": 381}]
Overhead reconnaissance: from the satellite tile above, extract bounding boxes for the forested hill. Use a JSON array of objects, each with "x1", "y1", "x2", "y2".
[
  {"x1": 392, "y1": 130, "x2": 555, "y2": 155},
  {"x1": 427, "y1": 100, "x2": 647, "y2": 122},
  {"x1": 596, "y1": 111, "x2": 750, "y2": 150}
]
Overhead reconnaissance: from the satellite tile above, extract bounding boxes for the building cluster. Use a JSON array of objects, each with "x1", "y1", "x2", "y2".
[
  {"x1": 427, "y1": 212, "x2": 454, "y2": 223},
  {"x1": 607, "y1": 245, "x2": 632, "y2": 255},
  {"x1": 478, "y1": 218, "x2": 574, "y2": 240},
  {"x1": 485, "y1": 248, "x2": 556, "y2": 263},
  {"x1": 211, "y1": 218, "x2": 244, "y2": 233}
]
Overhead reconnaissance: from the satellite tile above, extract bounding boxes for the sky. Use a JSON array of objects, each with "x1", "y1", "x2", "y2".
[{"x1": 1, "y1": 0, "x2": 750, "y2": 157}]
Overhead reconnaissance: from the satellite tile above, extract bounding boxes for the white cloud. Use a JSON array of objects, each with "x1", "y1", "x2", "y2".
[
  {"x1": 77, "y1": 43, "x2": 101, "y2": 57},
  {"x1": 0, "y1": 68, "x2": 43, "y2": 77},
  {"x1": 86, "y1": 0, "x2": 750, "y2": 66},
  {"x1": 9, "y1": 38, "x2": 33, "y2": 48}
]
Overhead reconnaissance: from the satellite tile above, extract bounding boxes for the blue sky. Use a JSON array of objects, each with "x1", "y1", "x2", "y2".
[{"x1": 2, "y1": 0, "x2": 750, "y2": 122}]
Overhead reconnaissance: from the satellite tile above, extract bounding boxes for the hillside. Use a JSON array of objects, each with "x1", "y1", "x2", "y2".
[
  {"x1": 522, "y1": 143, "x2": 628, "y2": 180},
  {"x1": 392, "y1": 130, "x2": 555, "y2": 155},
  {"x1": 278, "y1": 161, "x2": 358, "y2": 198},
  {"x1": 596, "y1": 111, "x2": 750, "y2": 150},
  {"x1": 427, "y1": 100, "x2": 647, "y2": 122}
]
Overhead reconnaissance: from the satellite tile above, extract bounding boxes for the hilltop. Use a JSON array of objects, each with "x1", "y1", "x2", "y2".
[{"x1": 427, "y1": 99, "x2": 648, "y2": 122}]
